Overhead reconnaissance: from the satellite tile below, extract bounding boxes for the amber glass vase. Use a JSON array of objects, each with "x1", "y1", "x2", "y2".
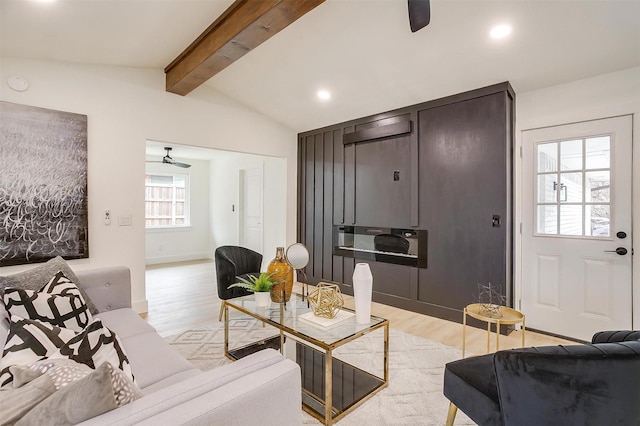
[{"x1": 267, "y1": 247, "x2": 294, "y2": 302}]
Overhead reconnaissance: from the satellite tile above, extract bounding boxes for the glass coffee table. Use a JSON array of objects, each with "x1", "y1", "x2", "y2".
[{"x1": 223, "y1": 292, "x2": 389, "y2": 425}]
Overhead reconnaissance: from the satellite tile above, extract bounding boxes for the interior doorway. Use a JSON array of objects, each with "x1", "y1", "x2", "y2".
[
  {"x1": 144, "y1": 141, "x2": 287, "y2": 317},
  {"x1": 238, "y1": 164, "x2": 264, "y2": 255}
]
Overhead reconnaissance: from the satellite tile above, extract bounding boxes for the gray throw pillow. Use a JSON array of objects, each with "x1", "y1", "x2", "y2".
[
  {"x1": 0, "y1": 373, "x2": 57, "y2": 426},
  {"x1": 0, "y1": 256, "x2": 98, "y2": 315},
  {"x1": 9, "y1": 365, "x2": 45, "y2": 388},
  {"x1": 16, "y1": 363, "x2": 119, "y2": 426}
]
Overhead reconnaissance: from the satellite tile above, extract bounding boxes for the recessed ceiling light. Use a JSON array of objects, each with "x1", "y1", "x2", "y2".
[
  {"x1": 490, "y1": 24, "x2": 512, "y2": 40},
  {"x1": 317, "y1": 90, "x2": 331, "y2": 101}
]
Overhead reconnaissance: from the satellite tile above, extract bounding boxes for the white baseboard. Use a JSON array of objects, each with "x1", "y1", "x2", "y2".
[
  {"x1": 132, "y1": 299, "x2": 149, "y2": 314},
  {"x1": 145, "y1": 252, "x2": 212, "y2": 265}
]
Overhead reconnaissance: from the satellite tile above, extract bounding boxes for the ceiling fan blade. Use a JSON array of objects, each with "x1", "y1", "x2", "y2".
[
  {"x1": 151, "y1": 147, "x2": 192, "y2": 168},
  {"x1": 408, "y1": 0, "x2": 430, "y2": 33},
  {"x1": 172, "y1": 161, "x2": 191, "y2": 168},
  {"x1": 163, "y1": 156, "x2": 191, "y2": 168}
]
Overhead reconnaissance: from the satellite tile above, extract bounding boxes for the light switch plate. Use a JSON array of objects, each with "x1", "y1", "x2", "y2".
[{"x1": 118, "y1": 215, "x2": 132, "y2": 226}]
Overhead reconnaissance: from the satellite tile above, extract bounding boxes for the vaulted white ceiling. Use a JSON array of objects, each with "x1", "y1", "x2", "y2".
[{"x1": 2, "y1": 0, "x2": 639, "y2": 133}]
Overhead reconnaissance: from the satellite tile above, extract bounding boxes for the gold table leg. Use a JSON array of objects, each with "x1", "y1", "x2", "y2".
[
  {"x1": 486, "y1": 321, "x2": 491, "y2": 354},
  {"x1": 462, "y1": 309, "x2": 467, "y2": 358},
  {"x1": 325, "y1": 349, "x2": 333, "y2": 425},
  {"x1": 445, "y1": 402, "x2": 458, "y2": 426},
  {"x1": 384, "y1": 322, "x2": 389, "y2": 382},
  {"x1": 279, "y1": 302, "x2": 285, "y2": 355}
]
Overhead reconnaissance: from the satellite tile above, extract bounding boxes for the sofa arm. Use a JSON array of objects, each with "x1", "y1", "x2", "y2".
[
  {"x1": 494, "y1": 342, "x2": 640, "y2": 426},
  {"x1": 592, "y1": 330, "x2": 640, "y2": 343},
  {"x1": 138, "y1": 359, "x2": 301, "y2": 426},
  {"x1": 78, "y1": 349, "x2": 301, "y2": 426},
  {"x1": 75, "y1": 266, "x2": 132, "y2": 312}
]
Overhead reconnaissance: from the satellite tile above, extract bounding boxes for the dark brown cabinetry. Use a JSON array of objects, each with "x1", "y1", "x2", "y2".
[
  {"x1": 354, "y1": 135, "x2": 412, "y2": 228},
  {"x1": 297, "y1": 83, "x2": 514, "y2": 323}
]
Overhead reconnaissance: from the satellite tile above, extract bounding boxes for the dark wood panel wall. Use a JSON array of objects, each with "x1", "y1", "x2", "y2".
[{"x1": 297, "y1": 82, "x2": 515, "y2": 323}]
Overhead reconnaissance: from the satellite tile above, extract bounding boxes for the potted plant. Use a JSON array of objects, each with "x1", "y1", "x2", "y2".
[{"x1": 228, "y1": 272, "x2": 278, "y2": 307}]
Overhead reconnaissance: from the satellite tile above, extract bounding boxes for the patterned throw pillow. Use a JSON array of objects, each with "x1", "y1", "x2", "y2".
[
  {"x1": 50, "y1": 318, "x2": 135, "y2": 384},
  {"x1": 3, "y1": 271, "x2": 92, "y2": 331},
  {"x1": 28, "y1": 358, "x2": 93, "y2": 389},
  {"x1": 16, "y1": 362, "x2": 142, "y2": 425},
  {"x1": 0, "y1": 315, "x2": 77, "y2": 388},
  {"x1": 12, "y1": 360, "x2": 141, "y2": 407},
  {"x1": 103, "y1": 361, "x2": 143, "y2": 407}
]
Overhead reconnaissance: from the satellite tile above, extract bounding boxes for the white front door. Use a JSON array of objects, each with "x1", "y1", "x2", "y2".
[
  {"x1": 521, "y1": 115, "x2": 633, "y2": 341},
  {"x1": 238, "y1": 165, "x2": 263, "y2": 255}
]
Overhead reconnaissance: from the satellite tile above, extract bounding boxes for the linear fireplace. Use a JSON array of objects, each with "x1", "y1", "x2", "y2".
[{"x1": 334, "y1": 226, "x2": 427, "y2": 268}]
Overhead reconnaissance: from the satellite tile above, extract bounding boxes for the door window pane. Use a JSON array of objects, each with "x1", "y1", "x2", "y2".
[
  {"x1": 535, "y1": 135, "x2": 612, "y2": 239},
  {"x1": 537, "y1": 142, "x2": 557, "y2": 172},
  {"x1": 537, "y1": 174, "x2": 557, "y2": 202},
  {"x1": 560, "y1": 205, "x2": 583, "y2": 236},
  {"x1": 585, "y1": 137, "x2": 610, "y2": 170},
  {"x1": 586, "y1": 205, "x2": 610, "y2": 237},
  {"x1": 560, "y1": 139, "x2": 582, "y2": 171},
  {"x1": 586, "y1": 171, "x2": 610, "y2": 203},
  {"x1": 537, "y1": 205, "x2": 557, "y2": 234},
  {"x1": 560, "y1": 172, "x2": 582, "y2": 203}
]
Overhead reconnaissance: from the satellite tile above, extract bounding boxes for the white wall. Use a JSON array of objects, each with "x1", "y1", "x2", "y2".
[
  {"x1": 210, "y1": 151, "x2": 287, "y2": 270},
  {"x1": 0, "y1": 57, "x2": 298, "y2": 313},
  {"x1": 145, "y1": 156, "x2": 211, "y2": 265},
  {"x1": 515, "y1": 66, "x2": 640, "y2": 328}
]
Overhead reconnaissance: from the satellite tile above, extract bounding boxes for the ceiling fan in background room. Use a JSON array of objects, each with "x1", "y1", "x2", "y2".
[
  {"x1": 408, "y1": 0, "x2": 431, "y2": 33},
  {"x1": 146, "y1": 147, "x2": 191, "y2": 168}
]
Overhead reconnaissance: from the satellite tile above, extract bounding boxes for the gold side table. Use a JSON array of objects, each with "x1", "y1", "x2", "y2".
[{"x1": 462, "y1": 303, "x2": 525, "y2": 358}]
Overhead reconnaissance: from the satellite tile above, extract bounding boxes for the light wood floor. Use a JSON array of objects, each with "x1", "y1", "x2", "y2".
[{"x1": 143, "y1": 259, "x2": 575, "y2": 353}]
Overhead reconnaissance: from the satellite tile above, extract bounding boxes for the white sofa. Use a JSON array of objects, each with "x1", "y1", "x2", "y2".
[{"x1": 0, "y1": 265, "x2": 302, "y2": 425}]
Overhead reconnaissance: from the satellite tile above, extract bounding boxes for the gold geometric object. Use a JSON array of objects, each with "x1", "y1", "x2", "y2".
[
  {"x1": 477, "y1": 282, "x2": 506, "y2": 318},
  {"x1": 308, "y1": 282, "x2": 344, "y2": 319}
]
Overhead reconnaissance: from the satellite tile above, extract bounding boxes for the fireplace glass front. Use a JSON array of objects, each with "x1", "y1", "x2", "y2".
[{"x1": 334, "y1": 226, "x2": 427, "y2": 268}]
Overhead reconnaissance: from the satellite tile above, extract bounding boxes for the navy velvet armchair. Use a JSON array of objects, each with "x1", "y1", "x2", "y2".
[{"x1": 443, "y1": 330, "x2": 640, "y2": 426}]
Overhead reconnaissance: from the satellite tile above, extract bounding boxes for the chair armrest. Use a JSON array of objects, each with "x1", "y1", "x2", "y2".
[
  {"x1": 591, "y1": 330, "x2": 640, "y2": 343},
  {"x1": 494, "y1": 342, "x2": 640, "y2": 426},
  {"x1": 75, "y1": 267, "x2": 132, "y2": 312}
]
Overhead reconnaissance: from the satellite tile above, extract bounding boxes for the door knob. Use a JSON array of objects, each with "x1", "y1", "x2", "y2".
[{"x1": 604, "y1": 247, "x2": 628, "y2": 255}]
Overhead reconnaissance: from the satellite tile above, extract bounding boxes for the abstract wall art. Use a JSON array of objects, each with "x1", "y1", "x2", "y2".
[{"x1": 0, "y1": 101, "x2": 88, "y2": 266}]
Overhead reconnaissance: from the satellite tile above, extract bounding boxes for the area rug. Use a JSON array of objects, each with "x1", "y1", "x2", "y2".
[{"x1": 165, "y1": 318, "x2": 475, "y2": 425}]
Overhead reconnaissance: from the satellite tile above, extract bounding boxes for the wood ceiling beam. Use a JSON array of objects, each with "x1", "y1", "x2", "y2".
[{"x1": 165, "y1": 0, "x2": 325, "y2": 96}]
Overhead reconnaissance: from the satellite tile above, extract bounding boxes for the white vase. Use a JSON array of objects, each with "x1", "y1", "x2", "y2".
[
  {"x1": 352, "y1": 263, "x2": 373, "y2": 324},
  {"x1": 254, "y1": 292, "x2": 270, "y2": 307}
]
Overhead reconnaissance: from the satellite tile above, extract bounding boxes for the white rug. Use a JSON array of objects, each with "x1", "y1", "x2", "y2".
[{"x1": 165, "y1": 318, "x2": 475, "y2": 425}]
